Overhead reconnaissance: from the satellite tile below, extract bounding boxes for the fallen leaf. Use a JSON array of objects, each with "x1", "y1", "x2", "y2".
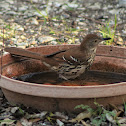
[
  {"x1": 25, "y1": 111, "x2": 47, "y2": 119},
  {"x1": 56, "y1": 119, "x2": 64, "y2": 126},
  {"x1": 109, "y1": 104, "x2": 118, "y2": 111},
  {"x1": 117, "y1": 105, "x2": 124, "y2": 112},
  {"x1": 106, "y1": 113, "x2": 116, "y2": 124},
  {"x1": 116, "y1": 111, "x2": 122, "y2": 117},
  {"x1": 118, "y1": 117, "x2": 126, "y2": 124},
  {"x1": 69, "y1": 111, "x2": 91, "y2": 123},
  {"x1": 0, "y1": 118, "x2": 16, "y2": 125},
  {"x1": 29, "y1": 118, "x2": 41, "y2": 123},
  {"x1": 81, "y1": 120, "x2": 91, "y2": 126},
  {"x1": 11, "y1": 107, "x2": 19, "y2": 114},
  {"x1": 20, "y1": 118, "x2": 32, "y2": 126},
  {"x1": 16, "y1": 121, "x2": 23, "y2": 126},
  {"x1": 54, "y1": 112, "x2": 68, "y2": 120}
]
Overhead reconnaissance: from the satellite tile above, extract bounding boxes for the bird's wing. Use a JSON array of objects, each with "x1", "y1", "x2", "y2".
[
  {"x1": 50, "y1": 47, "x2": 89, "y2": 66},
  {"x1": 44, "y1": 50, "x2": 66, "y2": 57}
]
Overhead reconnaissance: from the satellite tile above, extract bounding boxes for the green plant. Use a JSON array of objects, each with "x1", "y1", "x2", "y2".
[
  {"x1": 99, "y1": 14, "x2": 117, "y2": 45},
  {"x1": 75, "y1": 102, "x2": 120, "y2": 126},
  {"x1": 49, "y1": 27, "x2": 56, "y2": 35},
  {"x1": 0, "y1": 24, "x2": 15, "y2": 39},
  {"x1": 123, "y1": 99, "x2": 126, "y2": 116},
  {"x1": 75, "y1": 104, "x2": 94, "y2": 113},
  {"x1": 30, "y1": 0, "x2": 50, "y2": 25}
]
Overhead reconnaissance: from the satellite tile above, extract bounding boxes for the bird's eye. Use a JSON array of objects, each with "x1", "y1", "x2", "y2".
[{"x1": 94, "y1": 39, "x2": 97, "y2": 42}]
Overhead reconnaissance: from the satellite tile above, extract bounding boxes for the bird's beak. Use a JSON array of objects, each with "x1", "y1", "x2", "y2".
[{"x1": 102, "y1": 38, "x2": 111, "y2": 40}]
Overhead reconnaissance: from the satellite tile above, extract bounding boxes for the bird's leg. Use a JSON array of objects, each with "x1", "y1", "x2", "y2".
[{"x1": 59, "y1": 74, "x2": 68, "y2": 81}]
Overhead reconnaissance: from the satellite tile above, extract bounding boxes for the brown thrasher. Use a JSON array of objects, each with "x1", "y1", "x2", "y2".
[{"x1": 5, "y1": 34, "x2": 111, "y2": 80}]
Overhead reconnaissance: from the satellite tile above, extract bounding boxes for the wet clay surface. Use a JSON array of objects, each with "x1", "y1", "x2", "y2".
[{"x1": 14, "y1": 70, "x2": 126, "y2": 86}]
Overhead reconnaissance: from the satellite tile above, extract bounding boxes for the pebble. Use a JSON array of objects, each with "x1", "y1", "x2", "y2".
[
  {"x1": 31, "y1": 0, "x2": 39, "y2": 3},
  {"x1": 30, "y1": 40, "x2": 38, "y2": 45},
  {"x1": 0, "y1": 12, "x2": 3, "y2": 14},
  {"x1": 62, "y1": 13, "x2": 70, "y2": 19},
  {"x1": 38, "y1": 36, "x2": 56, "y2": 43},
  {"x1": 103, "y1": 6, "x2": 108, "y2": 10},
  {"x1": 107, "y1": 5, "x2": 113, "y2": 9},
  {"x1": 122, "y1": 30, "x2": 126, "y2": 34},
  {"x1": 16, "y1": 42, "x2": 28, "y2": 48},
  {"x1": 50, "y1": 41, "x2": 57, "y2": 45},
  {"x1": 0, "y1": 3, "x2": 10, "y2": 8},
  {"x1": 11, "y1": 107, "x2": 19, "y2": 114},
  {"x1": 29, "y1": 29, "x2": 35, "y2": 33},
  {"x1": 68, "y1": 3, "x2": 78, "y2": 8},
  {"x1": 0, "y1": 42, "x2": 3, "y2": 46},
  {"x1": 20, "y1": 35, "x2": 26, "y2": 40},
  {"x1": 6, "y1": 11, "x2": 17, "y2": 15},
  {"x1": 34, "y1": 11, "x2": 47, "y2": 17},
  {"x1": 6, "y1": 0, "x2": 14, "y2": 4},
  {"x1": 34, "y1": 12, "x2": 42, "y2": 17},
  {"x1": 78, "y1": 22, "x2": 87, "y2": 26},
  {"x1": 88, "y1": 2, "x2": 101, "y2": 10},
  {"x1": 54, "y1": 2, "x2": 62, "y2": 7},
  {"x1": 31, "y1": 18, "x2": 39, "y2": 25},
  {"x1": 14, "y1": 25, "x2": 24, "y2": 31},
  {"x1": 26, "y1": 12, "x2": 34, "y2": 18},
  {"x1": 19, "y1": 6, "x2": 28, "y2": 12},
  {"x1": 77, "y1": 8, "x2": 86, "y2": 11},
  {"x1": 109, "y1": 9, "x2": 119, "y2": 14},
  {"x1": 119, "y1": 0, "x2": 126, "y2": 7}
]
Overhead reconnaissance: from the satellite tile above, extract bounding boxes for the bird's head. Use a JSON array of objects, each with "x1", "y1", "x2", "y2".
[{"x1": 80, "y1": 34, "x2": 111, "y2": 50}]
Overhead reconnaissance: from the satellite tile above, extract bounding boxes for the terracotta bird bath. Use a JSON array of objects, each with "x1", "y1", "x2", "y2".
[{"x1": 1, "y1": 45, "x2": 126, "y2": 112}]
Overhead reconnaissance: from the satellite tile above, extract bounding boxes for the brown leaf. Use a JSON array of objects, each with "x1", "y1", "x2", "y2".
[
  {"x1": 118, "y1": 117, "x2": 126, "y2": 124},
  {"x1": 69, "y1": 111, "x2": 91, "y2": 123},
  {"x1": 80, "y1": 120, "x2": 91, "y2": 126},
  {"x1": 29, "y1": 118, "x2": 41, "y2": 123},
  {"x1": 16, "y1": 121, "x2": 23, "y2": 126}
]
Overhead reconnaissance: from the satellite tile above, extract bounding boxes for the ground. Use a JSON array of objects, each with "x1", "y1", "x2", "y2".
[{"x1": 0, "y1": 0, "x2": 126, "y2": 125}]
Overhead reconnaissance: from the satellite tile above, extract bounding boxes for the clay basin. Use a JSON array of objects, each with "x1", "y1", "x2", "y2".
[{"x1": 1, "y1": 45, "x2": 126, "y2": 112}]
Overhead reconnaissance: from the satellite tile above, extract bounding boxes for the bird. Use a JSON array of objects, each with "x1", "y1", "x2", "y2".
[{"x1": 5, "y1": 34, "x2": 111, "y2": 80}]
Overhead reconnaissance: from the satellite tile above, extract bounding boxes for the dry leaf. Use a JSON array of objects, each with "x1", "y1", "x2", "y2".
[
  {"x1": 69, "y1": 111, "x2": 91, "y2": 123},
  {"x1": 25, "y1": 111, "x2": 47, "y2": 119},
  {"x1": 81, "y1": 120, "x2": 91, "y2": 126},
  {"x1": 20, "y1": 118, "x2": 32, "y2": 126},
  {"x1": 16, "y1": 121, "x2": 23, "y2": 126},
  {"x1": 118, "y1": 117, "x2": 126, "y2": 124},
  {"x1": 106, "y1": 113, "x2": 116, "y2": 124},
  {"x1": 118, "y1": 105, "x2": 124, "y2": 112},
  {"x1": 0, "y1": 118, "x2": 16, "y2": 125},
  {"x1": 56, "y1": 119, "x2": 64, "y2": 126},
  {"x1": 53, "y1": 112, "x2": 68, "y2": 120},
  {"x1": 116, "y1": 111, "x2": 122, "y2": 117},
  {"x1": 29, "y1": 118, "x2": 41, "y2": 123}
]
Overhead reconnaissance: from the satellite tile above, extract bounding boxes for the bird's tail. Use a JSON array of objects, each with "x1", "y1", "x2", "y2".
[{"x1": 4, "y1": 47, "x2": 43, "y2": 60}]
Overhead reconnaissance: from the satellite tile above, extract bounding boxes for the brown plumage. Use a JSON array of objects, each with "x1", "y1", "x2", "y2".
[{"x1": 5, "y1": 34, "x2": 111, "y2": 80}]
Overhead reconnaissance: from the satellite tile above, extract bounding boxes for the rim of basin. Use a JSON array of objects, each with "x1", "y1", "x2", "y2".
[{"x1": 1, "y1": 45, "x2": 126, "y2": 98}]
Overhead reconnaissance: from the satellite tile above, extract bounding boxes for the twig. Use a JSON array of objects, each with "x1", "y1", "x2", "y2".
[
  {"x1": 0, "y1": 27, "x2": 4, "y2": 79},
  {"x1": 83, "y1": 16, "x2": 106, "y2": 25}
]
